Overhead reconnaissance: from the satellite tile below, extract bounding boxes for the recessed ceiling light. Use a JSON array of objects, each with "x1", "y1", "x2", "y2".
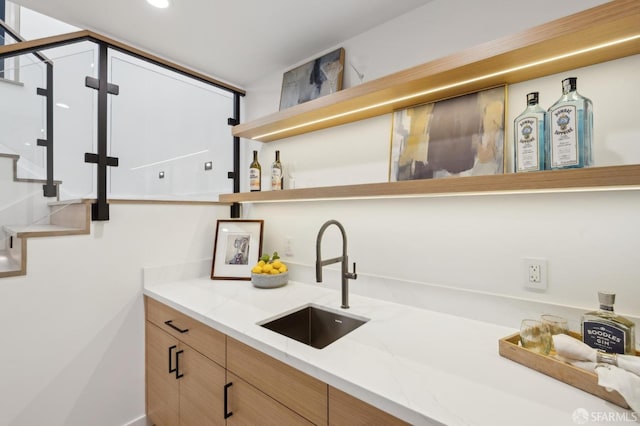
[{"x1": 147, "y1": 0, "x2": 170, "y2": 8}]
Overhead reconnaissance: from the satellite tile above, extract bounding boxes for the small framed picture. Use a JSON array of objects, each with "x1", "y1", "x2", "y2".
[
  {"x1": 211, "y1": 219, "x2": 264, "y2": 280},
  {"x1": 279, "y1": 47, "x2": 345, "y2": 110}
]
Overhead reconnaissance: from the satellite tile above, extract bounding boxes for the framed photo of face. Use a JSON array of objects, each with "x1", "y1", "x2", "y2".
[{"x1": 211, "y1": 219, "x2": 264, "y2": 280}]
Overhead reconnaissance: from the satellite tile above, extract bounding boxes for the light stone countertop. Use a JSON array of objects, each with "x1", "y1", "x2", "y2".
[{"x1": 143, "y1": 277, "x2": 633, "y2": 426}]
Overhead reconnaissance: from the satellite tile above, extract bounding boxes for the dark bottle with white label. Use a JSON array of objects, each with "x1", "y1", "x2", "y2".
[
  {"x1": 547, "y1": 77, "x2": 593, "y2": 169},
  {"x1": 581, "y1": 291, "x2": 636, "y2": 354},
  {"x1": 514, "y1": 92, "x2": 546, "y2": 172}
]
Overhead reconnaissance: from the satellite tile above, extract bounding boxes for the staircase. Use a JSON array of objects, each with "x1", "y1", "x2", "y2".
[{"x1": 0, "y1": 153, "x2": 90, "y2": 278}]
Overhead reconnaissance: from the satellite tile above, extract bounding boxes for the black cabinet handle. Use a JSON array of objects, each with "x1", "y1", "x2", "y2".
[
  {"x1": 224, "y1": 382, "x2": 233, "y2": 419},
  {"x1": 164, "y1": 320, "x2": 189, "y2": 333},
  {"x1": 175, "y1": 349, "x2": 184, "y2": 379},
  {"x1": 168, "y1": 345, "x2": 177, "y2": 374}
]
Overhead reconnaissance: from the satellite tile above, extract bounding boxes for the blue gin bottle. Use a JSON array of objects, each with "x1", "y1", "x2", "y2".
[
  {"x1": 547, "y1": 77, "x2": 593, "y2": 169},
  {"x1": 514, "y1": 92, "x2": 546, "y2": 172}
]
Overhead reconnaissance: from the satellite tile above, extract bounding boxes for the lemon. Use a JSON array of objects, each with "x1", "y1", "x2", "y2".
[
  {"x1": 272, "y1": 260, "x2": 283, "y2": 269},
  {"x1": 278, "y1": 264, "x2": 288, "y2": 273},
  {"x1": 262, "y1": 264, "x2": 273, "y2": 273},
  {"x1": 269, "y1": 268, "x2": 280, "y2": 274},
  {"x1": 251, "y1": 266, "x2": 263, "y2": 274},
  {"x1": 258, "y1": 260, "x2": 266, "y2": 266}
]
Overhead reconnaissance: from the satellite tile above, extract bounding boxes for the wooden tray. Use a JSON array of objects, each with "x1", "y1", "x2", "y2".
[{"x1": 499, "y1": 331, "x2": 639, "y2": 409}]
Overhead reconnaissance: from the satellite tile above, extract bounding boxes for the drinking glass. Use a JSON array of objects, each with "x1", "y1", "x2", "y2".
[
  {"x1": 520, "y1": 319, "x2": 552, "y2": 355},
  {"x1": 540, "y1": 314, "x2": 569, "y2": 336},
  {"x1": 540, "y1": 314, "x2": 569, "y2": 352}
]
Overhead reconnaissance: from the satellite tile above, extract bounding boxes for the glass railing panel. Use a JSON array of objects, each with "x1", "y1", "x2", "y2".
[
  {"x1": 0, "y1": 38, "x2": 46, "y2": 173},
  {"x1": 1, "y1": 41, "x2": 97, "y2": 234},
  {"x1": 108, "y1": 52, "x2": 235, "y2": 200},
  {"x1": 0, "y1": 37, "x2": 48, "y2": 233},
  {"x1": 40, "y1": 42, "x2": 98, "y2": 200}
]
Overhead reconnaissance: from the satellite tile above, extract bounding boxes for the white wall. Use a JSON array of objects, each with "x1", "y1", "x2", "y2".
[
  {"x1": 0, "y1": 203, "x2": 230, "y2": 426},
  {"x1": 241, "y1": 0, "x2": 640, "y2": 338},
  {"x1": 244, "y1": 0, "x2": 609, "y2": 121}
]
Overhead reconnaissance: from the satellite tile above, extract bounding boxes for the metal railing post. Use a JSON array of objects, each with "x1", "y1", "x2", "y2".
[
  {"x1": 38, "y1": 62, "x2": 57, "y2": 197},
  {"x1": 84, "y1": 42, "x2": 119, "y2": 221},
  {"x1": 229, "y1": 92, "x2": 241, "y2": 218}
]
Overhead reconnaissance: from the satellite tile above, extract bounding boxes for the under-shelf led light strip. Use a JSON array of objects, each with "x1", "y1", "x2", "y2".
[
  {"x1": 243, "y1": 184, "x2": 640, "y2": 203},
  {"x1": 253, "y1": 35, "x2": 640, "y2": 140}
]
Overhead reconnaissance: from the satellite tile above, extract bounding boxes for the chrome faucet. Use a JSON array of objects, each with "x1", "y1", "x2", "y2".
[{"x1": 315, "y1": 220, "x2": 357, "y2": 309}]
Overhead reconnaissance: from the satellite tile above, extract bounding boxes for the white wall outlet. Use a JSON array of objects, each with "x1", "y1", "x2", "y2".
[
  {"x1": 523, "y1": 258, "x2": 547, "y2": 290},
  {"x1": 284, "y1": 237, "x2": 293, "y2": 257}
]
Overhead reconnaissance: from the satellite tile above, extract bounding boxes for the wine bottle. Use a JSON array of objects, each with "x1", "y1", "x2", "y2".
[
  {"x1": 547, "y1": 77, "x2": 593, "y2": 169},
  {"x1": 271, "y1": 150, "x2": 283, "y2": 190},
  {"x1": 249, "y1": 150, "x2": 261, "y2": 192},
  {"x1": 514, "y1": 92, "x2": 546, "y2": 172}
]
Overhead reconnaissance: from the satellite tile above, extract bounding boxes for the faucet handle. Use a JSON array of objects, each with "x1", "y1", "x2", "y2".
[{"x1": 346, "y1": 262, "x2": 358, "y2": 280}]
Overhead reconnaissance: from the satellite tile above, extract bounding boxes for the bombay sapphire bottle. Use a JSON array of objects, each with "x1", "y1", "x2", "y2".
[
  {"x1": 514, "y1": 92, "x2": 546, "y2": 172},
  {"x1": 547, "y1": 77, "x2": 593, "y2": 169}
]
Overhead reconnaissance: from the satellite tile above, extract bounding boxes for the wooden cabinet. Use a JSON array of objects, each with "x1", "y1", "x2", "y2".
[
  {"x1": 145, "y1": 297, "x2": 406, "y2": 425},
  {"x1": 145, "y1": 297, "x2": 227, "y2": 426},
  {"x1": 226, "y1": 337, "x2": 328, "y2": 425},
  {"x1": 226, "y1": 373, "x2": 313, "y2": 426},
  {"x1": 146, "y1": 322, "x2": 180, "y2": 426},
  {"x1": 329, "y1": 386, "x2": 408, "y2": 426},
  {"x1": 145, "y1": 296, "x2": 225, "y2": 366},
  {"x1": 178, "y1": 345, "x2": 226, "y2": 425}
]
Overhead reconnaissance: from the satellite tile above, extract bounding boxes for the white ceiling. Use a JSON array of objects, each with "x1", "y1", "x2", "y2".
[{"x1": 12, "y1": 0, "x2": 434, "y2": 89}]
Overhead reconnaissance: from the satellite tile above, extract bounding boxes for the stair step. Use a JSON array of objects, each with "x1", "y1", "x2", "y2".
[
  {"x1": 4, "y1": 224, "x2": 87, "y2": 238},
  {"x1": 0, "y1": 249, "x2": 23, "y2": 277}
]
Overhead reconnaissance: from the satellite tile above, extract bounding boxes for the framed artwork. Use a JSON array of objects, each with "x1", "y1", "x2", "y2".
[
  {"x1": 211, "y1": 219, "x2": 264, "y2": 280},
  {"x1": 279, "y1": 47, "x2": 345, "y2": 110},
  {"x1": 389, "y1": 86, "x2": 506, "y2": 181}
]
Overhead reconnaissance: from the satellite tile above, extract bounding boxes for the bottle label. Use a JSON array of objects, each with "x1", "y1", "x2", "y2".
[
  {"x1": 515, "y1": 117, "x2": 540, "y2": 172},
  {"x1": 271, "y1": 168, "x2": 282, "y2": 190},
  {"x1": 550, "y1": 105, "x2": 578, "y2": 167},
  {"x1": 582, "y1": 321, "x2": 626, "y2": 354},
  {"x1": 249, "y1": 168, "x2": 260, "y2": 191}
]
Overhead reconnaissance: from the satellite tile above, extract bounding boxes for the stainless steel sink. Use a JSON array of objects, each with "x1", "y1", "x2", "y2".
[{"x1": 258, "y1": 304, "x2": 369, "y2": 349}]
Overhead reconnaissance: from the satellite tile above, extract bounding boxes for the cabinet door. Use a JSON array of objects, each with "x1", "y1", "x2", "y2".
[
  {"x1": 329, "y1": 386, "x2": 409, "y2": 426},
  {"x1": 227, "y1": 337, "x2": 327, "y2": 425},
  {"x1": 179, "y1": 346, "x2": 226, "y2": 426},
  {"x1": 226, "y1": 373, "x2": 312, "y2": 426},
  {"x1": 146, "y1": 322, "x2": 180, "y2": 426},
  {"x1": 145, "y1": 296, "x2": 226, "y2": 366}
]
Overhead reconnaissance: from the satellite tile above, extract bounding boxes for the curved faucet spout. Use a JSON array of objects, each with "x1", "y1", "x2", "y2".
[{"x1": 315, "y1": 219, "x2": 357, "y2": 309}]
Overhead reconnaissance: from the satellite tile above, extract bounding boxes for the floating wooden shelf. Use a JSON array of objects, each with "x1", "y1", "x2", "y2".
[
  {"x1": 233, "y1": 0, "x2": 640, "y2": 142},
  {"x1": 218, "y1": 165, "x2": 640, "y2": 203}
]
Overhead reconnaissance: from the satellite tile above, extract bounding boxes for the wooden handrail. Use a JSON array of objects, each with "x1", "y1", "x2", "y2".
[
  {"x1": 0, "y1": 18, "x2": 51, "y2": 63},
  {"x1": 0, "y1": 29, "x2": 245, "y2": 95}
]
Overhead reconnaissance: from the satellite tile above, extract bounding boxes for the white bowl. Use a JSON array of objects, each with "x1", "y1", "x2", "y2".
[{"x1": 251, "y1": 271, "x2": 288, "y2": 289}]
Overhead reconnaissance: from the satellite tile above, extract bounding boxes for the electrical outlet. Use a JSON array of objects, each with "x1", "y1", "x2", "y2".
[
  {"x1": 523, "y1": 258, "x2": 547, "y2": 290},
  {"x1": 529, "y1": 264, "x2": 541, "y2": 283},
  {"x1": 284, "y1": 237, "x2": 293, "y2": 257}
]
